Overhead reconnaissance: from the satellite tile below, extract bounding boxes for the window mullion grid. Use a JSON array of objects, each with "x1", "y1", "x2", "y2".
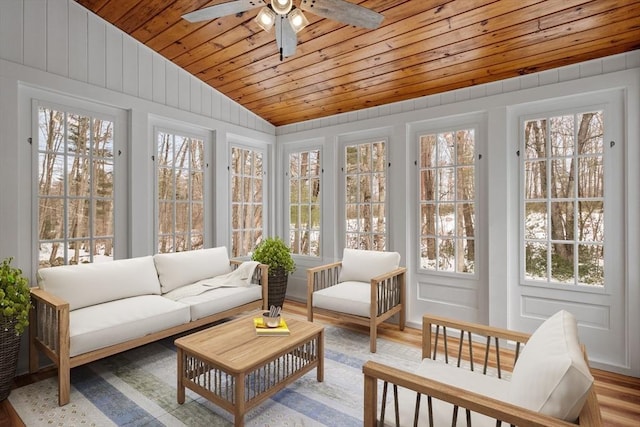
[
  {"x1": 88, "y1": 117, "x2": 95, "y2": 263},
  {"x1": 63, "y1": 112, "x2": 69, "y2": 264}
]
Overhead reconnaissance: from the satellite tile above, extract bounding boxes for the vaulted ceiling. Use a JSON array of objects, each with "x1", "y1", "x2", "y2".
[{"x1": 75, "y1": 0, "x2": 640, "y2": 126}]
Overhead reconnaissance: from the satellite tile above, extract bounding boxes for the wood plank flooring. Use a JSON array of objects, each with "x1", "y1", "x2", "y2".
[{"x1": 2, "y1": 299, "x2": 638, "y2": 426}]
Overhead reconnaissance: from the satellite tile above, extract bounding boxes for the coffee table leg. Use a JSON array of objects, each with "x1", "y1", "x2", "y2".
[
  {"x1": 235, "y1": 371, "x2": 245, "y2": 427},
  {"x1": 177, "y1": 348, "x2": 185, "y2": 404},
  {"x1": 317, "y1": 329, "x2": 324, "y2": 382}
]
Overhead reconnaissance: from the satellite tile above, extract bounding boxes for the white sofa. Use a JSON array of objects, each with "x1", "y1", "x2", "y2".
[
  {"x1": 363, "y1": 310, "x2": 601, "y2": 426},
  {"x1": 29, "y1": 247, "x2": 268, "y2": 406}
]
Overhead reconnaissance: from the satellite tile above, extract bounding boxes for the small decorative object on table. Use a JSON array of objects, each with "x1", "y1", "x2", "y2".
[{"x1": 255, "y1": 305, "x2": 289, "y2": 336}]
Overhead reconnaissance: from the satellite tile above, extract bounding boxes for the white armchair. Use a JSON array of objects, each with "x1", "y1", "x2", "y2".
[{"x1": 307, "y1": 249, "x2": 406, "y2": 353}]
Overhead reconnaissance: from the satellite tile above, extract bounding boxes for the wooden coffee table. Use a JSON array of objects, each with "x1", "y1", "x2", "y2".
[{"x1": 175, "y1": 313, "x2": 325, "y2": 427}]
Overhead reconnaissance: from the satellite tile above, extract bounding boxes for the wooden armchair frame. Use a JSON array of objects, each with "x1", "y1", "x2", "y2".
[
  {"x1": 362, "y1": 314, "x2": 602, "y2": 426},
  {"x1": 29, "y1": 260, "x2": 268, "y2": 406},
  {"x1": 307, "y1": 261, "x2": 406, "y2": 353}
]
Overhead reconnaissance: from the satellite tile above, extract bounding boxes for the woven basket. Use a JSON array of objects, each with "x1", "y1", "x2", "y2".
[
  {"x1": 267, "y1": 267, "x2": 288, "y2": 309},
  {"x1": 0, "y1": 316, "x2": 22, "y2": 401}
]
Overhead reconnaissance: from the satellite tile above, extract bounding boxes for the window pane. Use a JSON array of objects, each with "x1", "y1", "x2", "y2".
[
  {"x1": 38, "y1": 103, "x2": 117, "y2": 266},
  {"x1": 521, "y1": 111, "x2": 604, "y2": 287},
  {"x1": 344, "y1": 141, "x2": 386, "y2": 250},
  {"x1": 156, "y1": 131, "x2": 205, "y2": 253},
  {"x1": 231, "y1": 146, "x2": 264, "y2": 257},
  {"x1": 419, "y1": 128, "x2": 475, "y2": 274}
]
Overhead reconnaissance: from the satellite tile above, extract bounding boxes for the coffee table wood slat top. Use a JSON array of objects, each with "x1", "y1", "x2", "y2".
[{"x1": 175, "y1": 313, "x2": 324, "y2": 373}]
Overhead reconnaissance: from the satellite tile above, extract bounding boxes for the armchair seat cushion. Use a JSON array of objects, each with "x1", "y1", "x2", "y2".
[
  {"x1": 386, "y1": 359, "x2": 510, "y2": 427},
  {"x1": 312, "y1": 281, "x2": 371, "y2": 317}
]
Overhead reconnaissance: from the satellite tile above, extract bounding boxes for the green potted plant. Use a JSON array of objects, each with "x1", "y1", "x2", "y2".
[
  {"x1": 251, "y1": 237, "x2": 295, "y2": 308},
  {"x1": 0, "y1": 257, "x2": 31, "y2": 401}
]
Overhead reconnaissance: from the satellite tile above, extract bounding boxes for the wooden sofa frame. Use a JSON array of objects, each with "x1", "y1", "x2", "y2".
[
  {"x1": 29, "y1": 260, "x2": 268, "y2": 406},
  {"x1": 307, "y1": 260, "x2": 406, "y2": 353},
  {"x1": 363, "y1": 314, "x2": 602, "y2": 427}
]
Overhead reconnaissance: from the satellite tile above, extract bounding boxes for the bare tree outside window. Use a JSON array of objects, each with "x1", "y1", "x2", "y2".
[
  {"x1": 230, "y1": 147, "x2": 264, "y2": 257},
  {"x1": 156, "y1": 131, "x2": 205, "y2": 253},
  {"x1": 289, "y1": 149, "x2": 321, "y2": 256},
  {"x1": 419, "y1": 129, "x2": 475, "y2": 273},
  {"x1": 37, "y1": 106, "x2": 114, "y2": 267},
  {"x1": 344, "y1": 141, "x2": 386, "y2": 250},
  {"x1": 523, "y1": 111, "x2": 604, "y2": 286}
]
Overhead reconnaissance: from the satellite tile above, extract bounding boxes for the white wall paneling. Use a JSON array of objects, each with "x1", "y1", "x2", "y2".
[
  {"x1": 23, "y1": 0, "x2": 47, "y2": 71},
  {"x1": 105, "y1": 24, "x2": 123, "y2": 92},
  {"x1": 47, "y1": 0, "x2": 69, "y2": 77},
  {"x1": 68, "y1": 2, "x2": 89, "y2": 82},
  {"x1": 87, "y1": 11, "x2": 106, "y2": 87},
  {"x1": 122, "y1": 36, "x2": 138, "y2": 97}
]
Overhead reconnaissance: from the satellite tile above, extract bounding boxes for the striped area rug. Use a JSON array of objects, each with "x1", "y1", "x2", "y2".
[{"x1": 9, "y1": 325, "x2": 421, "y2": 426}]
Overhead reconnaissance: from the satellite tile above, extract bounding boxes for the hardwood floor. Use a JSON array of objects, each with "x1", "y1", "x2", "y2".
[{"x1": 2, "y1": 300, "x2": 638, "y2": 426}]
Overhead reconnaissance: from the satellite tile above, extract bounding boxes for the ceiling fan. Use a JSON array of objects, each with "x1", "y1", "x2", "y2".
[{"x1": 182, "y1": 0, "x2": 384, "y2": 60}]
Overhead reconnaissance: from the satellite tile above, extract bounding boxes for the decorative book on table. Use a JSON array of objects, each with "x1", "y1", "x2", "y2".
[{"x1": 254, "y1": 317, "x2": 290, "y2": 336}]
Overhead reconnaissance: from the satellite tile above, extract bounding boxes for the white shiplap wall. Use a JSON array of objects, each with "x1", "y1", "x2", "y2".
[{"x1": 0, "y1": 0, "x2": 274, "y2": 134}]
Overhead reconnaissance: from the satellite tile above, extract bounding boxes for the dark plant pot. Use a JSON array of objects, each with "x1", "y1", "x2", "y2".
[
  {"x1": 0, "y1": 316, "x2": 22, "y2": 401},
  {"x1": 267, "y1": 266, "x2": 288, "y2": 308}
]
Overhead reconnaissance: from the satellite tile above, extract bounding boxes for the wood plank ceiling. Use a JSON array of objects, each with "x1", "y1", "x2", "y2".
[{"x1": 75, "y1": 0, "x2": 640, "y2": 126}]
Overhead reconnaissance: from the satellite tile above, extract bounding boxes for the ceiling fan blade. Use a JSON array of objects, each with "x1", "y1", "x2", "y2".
[
  {"x1": 300, "y1": 0, "x2": 383, "y2": 29},
  {"x1": 276, "y1": 16, "x2": 297, "y2": 59},
  {"x1": 182, "y1": 0, "x2": 266, "y2": 23}
]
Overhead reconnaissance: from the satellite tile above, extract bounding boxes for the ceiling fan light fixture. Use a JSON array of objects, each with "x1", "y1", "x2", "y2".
[
  {"x1": 255, "y1": 6, "x2": 276, "y2": 32},
  {"x1": 271, "y1": 0, "x2": 293, "y2": 15},
  {"x1": 288, "y1": 8, "x2": 309, "y2": 33}
]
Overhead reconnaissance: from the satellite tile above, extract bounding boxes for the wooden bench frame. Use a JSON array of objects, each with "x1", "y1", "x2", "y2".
[
  {"x1": 363, "y1": 314, "x2": 602, "y2": 426},
  {"x1": 307, "y1": 261, "x2": 406, "y2": 353},
  {"x1": 28, "y1": 260, "x2": 268, "y2": 406}
]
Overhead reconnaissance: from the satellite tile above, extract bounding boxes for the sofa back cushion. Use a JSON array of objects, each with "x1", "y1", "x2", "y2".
[
  {"x1": 338, "y1": 249, "x2": 401, "y2": 283},
  {"x1": 37, "y1": 256, "x2": 161, "y2": 311},
  {"x1": 153, "y1": 247, "x2": 232, "y2": 294},
  {"x1": 509, "y1": 310, "x2": 594, "y2": 422}
]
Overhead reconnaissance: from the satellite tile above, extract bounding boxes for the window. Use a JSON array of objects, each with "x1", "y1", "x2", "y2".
[
  {"x1": 522, "y1": 111, "x2": 605, "y2": 286},
  {"x1": 288, "y1": 149, "x2": 321, "y2": 256},
  {"x1": 230, "y1": 146, "x2": 264, "y2": 257},
  {"x1": 37, "y1": 105, "x2": 115, "y2": 267},
  {"x1": 156, "y1": 130, "x2": 205, "y2": 253},
  {"x1": 418, "y1": 129, "x2": 476, "y2": 273},
  {"x1": 344, "y1": 140, "x2": 387, "y2": 250}
]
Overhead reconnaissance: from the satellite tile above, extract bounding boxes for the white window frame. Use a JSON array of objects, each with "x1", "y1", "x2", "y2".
[
  {"x1": 284, "y1": 144, "x2": 323, "y2": 258},
  {"x1": 416, "y1": 125, "x2": 479, "y2": 276},
  {"x1": 153, "y1": 126, "x2": 209, "y2": 253},
  {"x1": 229, "y1": 143, "x2": 267, "y2": 257},
  {"x1": 516, "y1": 93, "x2": 623, "y2": 295},
  {"x1": 31, "y1": 94, "x2": 128, "y2": 267},
  {"x1": 340, "y1": 137, "x2": 389, "y2": 252}
]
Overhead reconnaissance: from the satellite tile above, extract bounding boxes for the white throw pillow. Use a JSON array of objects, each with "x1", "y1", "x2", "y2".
[
  {"x1": 509, "y1": 310, "x2": 594, "y2": 422},
  {"x1": 153, "y1": 247, "x2": 232, "y2": 294},
  {"x1": 338, "y1": 248, "x2": 401, "y2": 283}
]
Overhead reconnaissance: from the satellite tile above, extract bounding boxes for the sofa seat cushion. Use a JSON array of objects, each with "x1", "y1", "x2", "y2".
[
  {"x1": 509, "y1": 310, "x2": 593, "y2": 421},
  {"x1": 338, "y1": 249, "x2": 400, "y2": 283},
  {"x1": 312, "y1": 281, "x2": 371, "y2": 317},
  {"x1": 384, "y1": 359, "x2": 510, "y2": 427},
  {"x1": 69, "y1": 295, "x2": 190, "y2": 357},
  {"x1": 37, "y1": 256, "x2": 161, "y2": 310},
  {"x1": 153, "y1": 247, "x2": 232, "y2": 294},
  {"x1": 168, "y1": 284, "x2": 263, "y2": 321}
]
